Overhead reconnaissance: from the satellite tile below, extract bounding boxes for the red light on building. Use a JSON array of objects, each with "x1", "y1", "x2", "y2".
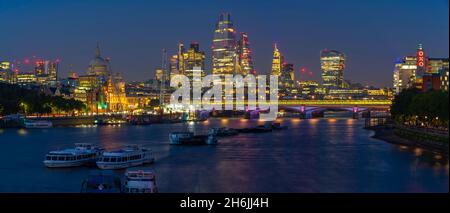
[{"x1": 416, "y1": 48, "x2": 426, "y2": 67}]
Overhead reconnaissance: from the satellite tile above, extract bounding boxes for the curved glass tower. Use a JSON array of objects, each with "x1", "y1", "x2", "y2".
[{"x1": 212, "y1": 13, "x2": 236, "y2": 75}]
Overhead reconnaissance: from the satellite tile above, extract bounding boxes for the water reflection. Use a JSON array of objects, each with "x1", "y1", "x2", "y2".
[
  {"x1": 17, "y1": 129, "x2": 28, "y2": 136},
  {"x1": 0, "y1": 118, "x2": 447, "y2": 193}
]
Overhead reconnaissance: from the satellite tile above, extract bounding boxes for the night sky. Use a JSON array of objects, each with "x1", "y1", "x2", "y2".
[{"x1": 0, "y1": 0, "x2": 448, "y2": 87}]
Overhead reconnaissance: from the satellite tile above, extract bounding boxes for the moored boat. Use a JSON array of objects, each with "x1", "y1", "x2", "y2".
[
  {"x1": 209, "y1": 127, "x2": 239, "y2": 137},
  {"x1": 122, "y1": 170, "x2": 158, "y2": 193},
  {"x1": 80, "y1": 171, "x2": 122, "y2": 193},
  {"x1": 96, "y1": 145, "x2": 154, "y2": 170},
  {"x1": 24, "y1": 119, "x2": 52, "y2": 128},
  {"x1": 169, "y1": 132, "x2": 218, "y2": 145},
  {"x1": 43, "y1": 143, "x2": 103, "y2": 168},
  {"x1": 271, "y1": 122, "x2": 288, "y2": 130}
]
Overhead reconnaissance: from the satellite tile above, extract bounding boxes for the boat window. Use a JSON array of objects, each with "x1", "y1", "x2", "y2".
[
  {"x1": 117, "y1": 158, "x2": 122, "y2": 162},
  {"x1": 111, "y1": 157, "x2": 117, "y2": 162},
  {"x1": 46, "y1": 156, "x2": 51, "y2": 160},
  {"x1": 52, "y1": 156, "x2": 57, "y2": 161},
  {"x1": 103, "y1": 157, "x2": 110, "y2": 162},
  {"x1": 77, "y1": 156, "x2": 81, "y2": 160},
  {"x1": 58, "y1": 157, "x2": 64, "y2": 161},
  {"x1": 122, "y1": 157, "x2": 127, "y2": 162}
]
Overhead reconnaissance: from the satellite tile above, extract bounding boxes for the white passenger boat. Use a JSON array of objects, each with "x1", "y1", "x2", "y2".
[
  {"x1": 122, "y1": 170, "x2": 158, "y2": 193},
  {"x1": 24, "y1": 119, "x2": 53, "y2": 128},
  {"x1": 96, "y1": 145, "x2": 154, "y2": 170},
  {"x1": 43, "y1": 143, "x2": 103, "y2": 168}
]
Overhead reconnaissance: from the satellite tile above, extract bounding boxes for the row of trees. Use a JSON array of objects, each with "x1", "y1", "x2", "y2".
[
  {"x1": 391, "y1": 88, "x2": 449, "y2": 129},
  {"x1": 0, "y1": 83, "x2": 86, "y2": 116}
]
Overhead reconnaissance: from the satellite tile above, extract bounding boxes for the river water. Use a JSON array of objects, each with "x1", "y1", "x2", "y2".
[{"x1": 0, "y1": 118, "x2": 448, "y2": 192}]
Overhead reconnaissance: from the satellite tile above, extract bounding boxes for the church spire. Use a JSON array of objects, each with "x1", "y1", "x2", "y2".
[{"x1": 96, "y1": 42, "x2": 101, "y2": 57}]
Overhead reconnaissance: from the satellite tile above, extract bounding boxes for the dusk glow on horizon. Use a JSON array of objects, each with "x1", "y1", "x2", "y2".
[{"x1": 0, "y1": 0, "x2": 448, "y2": 87}]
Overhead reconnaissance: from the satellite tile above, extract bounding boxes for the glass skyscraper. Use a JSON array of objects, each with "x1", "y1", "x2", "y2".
[
  {"x1": 237, "y1": 32, "x2": 255, "y2": 76},
  {"x1": 212, "y1": 13, "x2": 236, "y2": 75},
  {"x1": 320, "y1": 49, "x2": 345, "y2": 89}
]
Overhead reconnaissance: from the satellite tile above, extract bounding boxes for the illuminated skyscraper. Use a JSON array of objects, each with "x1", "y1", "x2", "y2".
[
  {"x1": 184, "y1": 43, "x2": 206, "y2": 79},
  {"x1": 271, "y1": 44, "x2": 283, "y2": 76},
  {"x1": 35, "y1": 60, "x2": 46, "y2": 76},
  {"x1": 281, "y1": 63, "x2": 295, "y2": 89},
  {"x1": 0, "y1": 61, "x2": 14, "y2": 83},
  {"x1": 237, "y1": 32, "x2": 255, "y2": 76},
  {"x1": 320, "y1": 49, "x2": 345, "y2": 89},
  {"x1": 212, "y1": 13, "x2": 236, "y2": 75},
  {"x1": 46, "y1": 60, "x2": 59, "y2": 84}
]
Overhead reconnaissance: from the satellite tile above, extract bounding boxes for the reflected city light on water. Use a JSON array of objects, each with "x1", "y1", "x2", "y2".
[
  {"x1": 414, "y1": 148, "x2": 423, "y2": 157},
  {"x1": 399, "y1": 145, "x2": 409, "y2": 151},
  {"x1": 328, "y1": 119, "x2": 337, "y2": 123},
  {"x1": 221, "y1": 118, "x2": 229, "y2": 124},
  {"x1": 239, "y1": 118, "x2": 248, "y2": 123},
  {"x1": 434, "y1": 154, "x2": 443, "y2": 160},
  {"x1": 17, "y1": 129, "x2": 28, "y2": 136},
  {"x1": 346, "y1": 119, "x2": 355, "y2": 125},
  {"x1": 308, "y1": 119, "x2": 319, "y2": 125},
  {"x1": 290, "y1": 118, "x2": 301, "y2": 124},
  {"x1": 0, "y1": 129, "x2": 4, "y2": 134}
]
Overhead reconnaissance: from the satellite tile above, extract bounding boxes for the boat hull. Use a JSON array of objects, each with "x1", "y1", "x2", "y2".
[
  {"x1": 96, "y1": 158, "x2": 155, "y2": 170},
  {"x1": 43, "y1": 160, "x2": 91, "y2": 168}
]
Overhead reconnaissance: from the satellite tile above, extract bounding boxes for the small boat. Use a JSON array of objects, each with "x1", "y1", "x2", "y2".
[
  {"x1": 236, "y1": 125, "x2": 272, "y2": 133},
  {"x1": 271, "y1": 122, "x2": 288, "y2": 130},
  {"x1": 209, "y1": 127, "x2": 239, "y2": 137},
  {"x1": 43, "y1": 143, "x2": 103, "y2": 168},
  {"x1": 169, "y1": 132, "x2": 218, "y2": 145},
  {"x1": 24, "y1": 119, "x2": 52, "y2": 128},
  {"x1": 80, "y1": 171, "x2": 122, "y2": 193},
  {"x1": 96, "y1": 145, "x2": 155, "y2": 170},
  {"x1": 95, "y1": 119, "x2": 126, "y2": 126},
  {"x1": 122, "y1": 170, "x2": 158, "y2": 193}
]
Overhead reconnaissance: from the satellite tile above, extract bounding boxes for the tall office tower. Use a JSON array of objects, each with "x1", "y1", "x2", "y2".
[
  {"x1": 169, "y1": 43, "x2": 186, "y2": 77},
  {"x1": 320, "y1": 49, "x2": 345, "y2": 89},
  {"x1": 212, "y1": 13, "x2": 237, "y2": 75},
  {"x1": 281, "y1": 63, "x2": 295, "y2": 89},
  {"x1": 169, "y1": 54, "x2": 179, "y2": 77},
  {"x1": 393, "y1": 57, "x2": 418, "y2": 95},
  {"x1": 271, "y1": 43, "x2": 283, "y2": 76},
  {"x1": 35, "y1": 60, "x2": 46, "y2": 76},
  {"x1": 184, "y1": 43, "x2": 206, "y2": 79},
  {"x1": 46, "y1": 60, "x2": 59, "y2": 82},
  {"x1": 237, "y1": 32, "x2": 256, "y2": 76}
]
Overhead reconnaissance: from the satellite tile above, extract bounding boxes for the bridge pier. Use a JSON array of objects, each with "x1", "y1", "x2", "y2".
[
  {"x1": 299, "y1": 106, "x2": 306, "y2": 119},
  {"x1": 352, "y1": 107, "x2": 359, "y2": 119}
]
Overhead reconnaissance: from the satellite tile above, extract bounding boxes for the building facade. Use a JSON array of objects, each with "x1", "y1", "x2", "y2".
[
  {"x1": 236, "y1": 32, "x2": 256, "y2": 76},
  {"x1": 212, "y1": 13, "x2": 236, "y2": 75},
  {"x1": 271, "y1": 44, "x2": 283, "y2": 76},
  {"x1": 320, "y1": 49, "x2": 345, "y2": 89},
  {"x1": 393, "y1": 56, "x2": 417, "y2": 94},
  {"x1": 280, "y1": 63, "x2": 295, "y2": 89}
]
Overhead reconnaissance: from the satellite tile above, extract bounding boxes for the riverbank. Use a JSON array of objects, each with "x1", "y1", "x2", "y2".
[{"x1": 368, "y1": 125, "x2": 449, "y2": 156}]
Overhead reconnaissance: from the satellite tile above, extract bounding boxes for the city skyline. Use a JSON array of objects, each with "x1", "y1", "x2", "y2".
[{"x1": 0, "y1": 0, "x2": 449, "y2": 87}]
